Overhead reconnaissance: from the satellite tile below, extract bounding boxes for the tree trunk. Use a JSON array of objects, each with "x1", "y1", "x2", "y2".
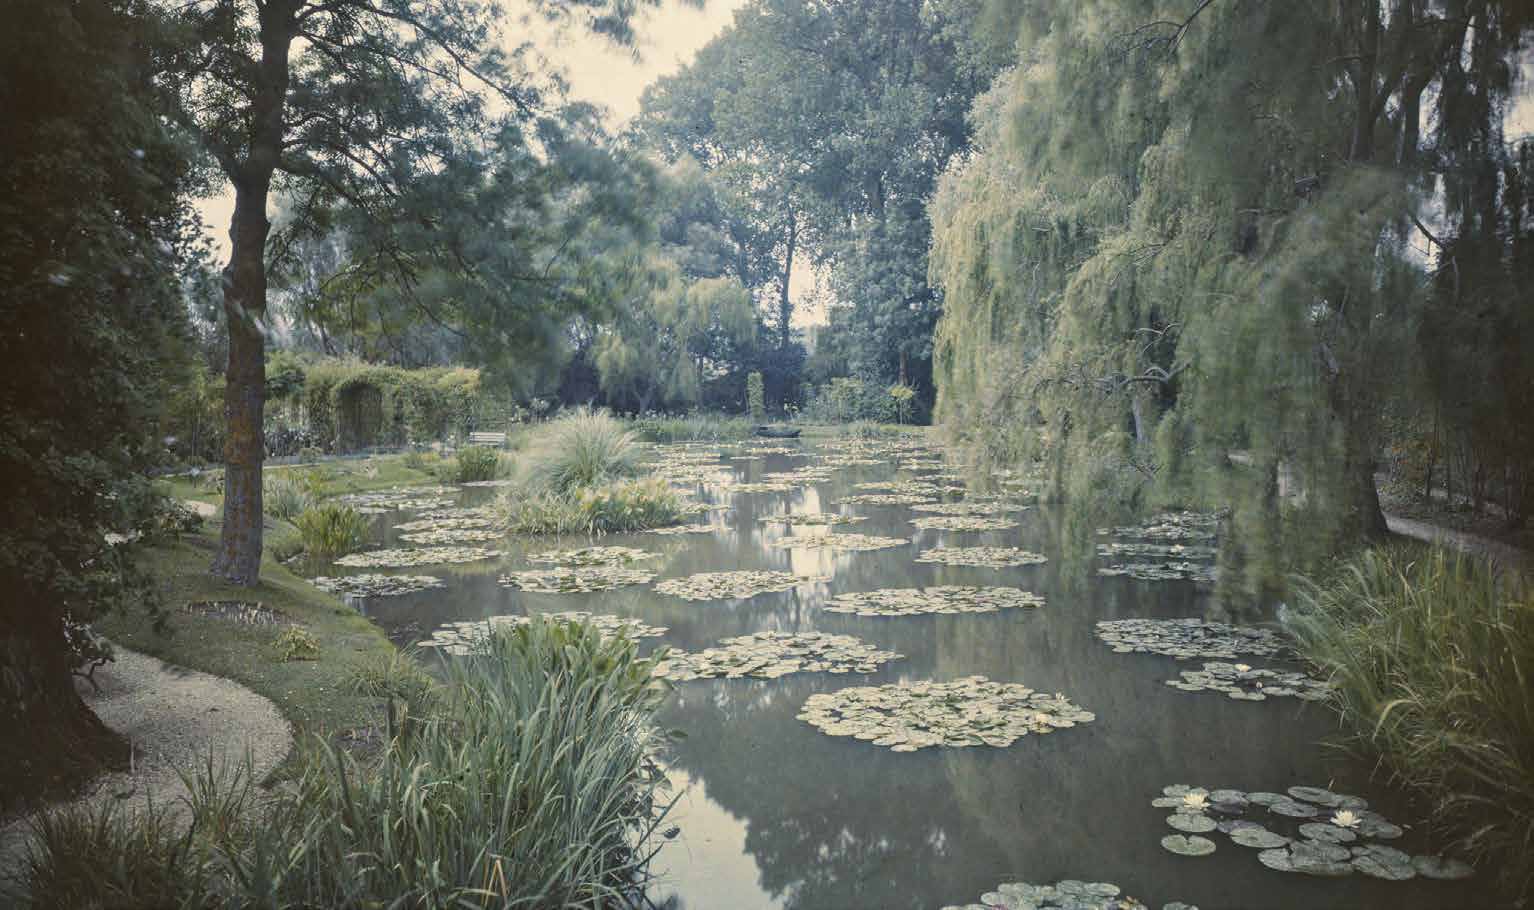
[
  {"x1": 0, "y1": 619, "x2": 127, "y2": 813},
  {"x1": 211, "y1": 1, "x2": 293, "y2": 584},
  {"x1": 778, "y1": 209, "x2": 797, "y2": 349}
]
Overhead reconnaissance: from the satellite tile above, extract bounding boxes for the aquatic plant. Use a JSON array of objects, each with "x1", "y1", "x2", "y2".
[
  {"x1": 309, "y1": 574, "x2": 446, "y2": 598},
  {"x1": 525, "y1": 545, "x2": 655, "y2": 566},
  {"x1": 263, "y1": 473, "x2": 318, "y2": 521},
  {"x1": 499, "y1": 566, "x2": 656, "y2": 593},
  {"x1": 758, "y1": 511, "x2": 866, "y2": 526},
  {"x1": 393, "y1": 515, "x2": 495, "y2": 532},
  {"x1": 825, "y1": 585, "x2": 1044, "y2": 617},
  {"x1": 654, "y1": 632, "x2": 901, "y2": 681},
  {"x1": 643, "y1": 523, "x2": 717, "y2": 536},
  {"x1": 1098, "y1": 561, "x2": 1218, "y2": 583},
  {"x1": 909, "y1": 501, "x2": 1025, "y2": 516},
  {"x1": 519, "y1": 407, "x2": 638, "y2": 494},
  {"x1": 451, "y1": 445, "x2": 502, "y2": 483},
  {"x1": 913, "y1": 546, "x2": 1047, "y2": 568},
  {"x1": 909, "y1": 515, "x2": 1018, "y2": 531},
  {"x1": 293, "y1": 503, "x2": 370, "y2": 557},
  {"x1": 334, "y1": 545, "x2": 500, "y2": 568},
  {"x1": 1094, "y1": 618, "x2": 1288, "y2": 660},
  {"x1": 501, "y1": 477, "x2": 685, "y2": 535},
  {"x1": 797, "y1": 676, "x2": 1094, "y2": 752},
  {"x1": 834, "y1": 492, "x2": 938, "y2": 506},
  {"x1": 1165, "y1": 662, "x2": 1331, "y2": 702},
  {"x1": 397, "y1": 527, "x2": 503, "y2": 545},
  {"x1": 940, "y1": 878, "x2": 1196, "y2": 910},
  {"x1": 418, "y1": 611, "x2": 668, "y2": 654},
  {"x1": 654, "y1": 570, "x2": 828, "y2": 601},
  {"x1": 768, "y1": 532, "x2": 907, "y2": 552},
  {"x1": 1288, "y1": 545, "x2": 1534, "y2": 900}
]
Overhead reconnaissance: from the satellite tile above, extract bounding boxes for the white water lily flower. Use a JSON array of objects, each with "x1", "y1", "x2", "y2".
[
  {"x1": 1331, "y1": 809, "x2": 1361, "y2": 828},
  {"x1": 1182, "y1": 792, "x2": 1209, "y2": 812},
  {"x1": 1234, "y1": 663, "x2": 1252, "y2": 672}
]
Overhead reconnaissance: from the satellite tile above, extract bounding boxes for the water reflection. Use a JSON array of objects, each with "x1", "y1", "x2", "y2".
[{"x1": 315, "y1": 443, "x2": 1486, "y2": 910}]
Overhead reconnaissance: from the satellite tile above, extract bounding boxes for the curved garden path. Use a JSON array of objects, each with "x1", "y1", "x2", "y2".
[
  {"x1": 1384, "y1": 512, "x2": 1532, "y2": 574},
  {"x1": 0, "y1": 646, "x2": 292, "y2": 878}
]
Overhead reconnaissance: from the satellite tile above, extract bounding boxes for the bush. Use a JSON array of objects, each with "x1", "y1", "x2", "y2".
[
  {"x1": 264, "y1": 473, "x2": 317, "y2": 521},
  {"x1": 630, "y1": 412, "x2": 755, "y2": 442},
  {"x1": 1289, "y1": 545, "x2": 1534, "y2": 901},
  {"x1": 520, "y1": 407, "x2": 638, "y2": 494},
  {"x1": 801, "y1": 376, "x2": 898, "y2": 424},
  {"x1": 501, "y1": 478, "x2": 684, "y2": 536},
  {"x1": 452, "y1": 445, "x2": 501, "y2": 483},
  {"x1": 293, "y1": 504, "x2": 369, "y2": 558},
  {"x1": 19, "y1": 621, "x2": 674, "y2": 907}
]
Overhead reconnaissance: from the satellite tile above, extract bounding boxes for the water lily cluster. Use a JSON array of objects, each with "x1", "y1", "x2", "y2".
[
  {"x1": 653, "y1": 631, "x2": 901, "y2": 681},
  {"x1": 417, "y1": 611, "x2": 667, "y2": 655},
  {"x1": 654, "y1": 570, "x2": 829, "y2": 601},
  {"x1": 1152, "y1": 784, "x2": 1472, "y2": 881},
  {"x1": 914, "y1": 546, "x2": 1048, "y2": 568},
  {"x1": 1094, "y1": 618, "x2": 1288, "y2": 660},
  {"x1": 498, "y1": 565, "x2": 656, "y2": 593},
  {"x1": 310, "y1": 574, "x2": 446, "y2": 598},
  {"x1": 334, "y1": 545, "x2": 500, "y2": 568},
  {"x1": 825, "y1": 585, "x2": 1044, "y2": 618},
  {"x1": 909, "y1": 515, "x2": 1019, "y2": 531},
  {"x1": 768, "y1": 532, "x2": 907, "y2": 552},
  {"x1": 1166, "y1": 662, "x2": 1332, "y2": 702},
  {"x1": 940, "y1": 879, "x2": 1197, "y2": 910},
  {"x1": 797, "y1": 675, "x2": 1094, "y2": 752}
]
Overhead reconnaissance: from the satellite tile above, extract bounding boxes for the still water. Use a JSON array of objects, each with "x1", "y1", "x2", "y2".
[{"x1": 319, "y1": 436, "x2": 1478, "y2": 910}]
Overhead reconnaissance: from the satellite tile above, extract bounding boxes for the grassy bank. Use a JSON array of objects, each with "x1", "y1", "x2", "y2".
[
  {"x1": 1289, "y1": 544, "x2": 1534, "y2": 901},
  {"x1": 97, "y1": 523, "x2": 398, "y2": 754},
  {"x1": 19, "y1": 622, "x2": 672, "y2": 908}
]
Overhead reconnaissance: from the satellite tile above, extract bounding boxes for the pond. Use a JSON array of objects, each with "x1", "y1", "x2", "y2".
[{"x1": 306, "y1": 436, "x2": 1486, "y2": 910}]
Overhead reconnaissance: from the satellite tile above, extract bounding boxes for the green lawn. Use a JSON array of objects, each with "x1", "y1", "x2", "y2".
[{"x1": 98, "y1": 521, "x2": 399, "y2": 760}]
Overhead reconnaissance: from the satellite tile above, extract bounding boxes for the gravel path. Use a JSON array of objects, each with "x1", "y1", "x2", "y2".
[
  {"x1": 1385, "y1": 512, "x2": 1532, "y2": 574},
  {"x1": 0, "y1": 646, "x2": 293, "y2": 877}
]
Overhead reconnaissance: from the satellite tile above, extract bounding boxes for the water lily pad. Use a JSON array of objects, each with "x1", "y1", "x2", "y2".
[
  {"x1": 397, "y1": 527, "x2": 504, "y2": 545},
  {"x1": 394, "y1": 516, "x2": 496, "y2": 532},
  {"x1": 310, "y1": 574, "x2": 446, "y2": 598},
  {"x1": 644, "y1": 523, "x2": 717, "y2": 535},
  {"x1": 1161, "y1": 834, "x2": 1216, "y2": 857},
  {"x1": 910, "y1": 515, "x2": 1020, "y2": 531},
  {"x1": 940, "y1": 879, "x2": 1175, "y2": 910},
  {"x1": 721, "y1": 480, "x2": 803, "y2": 494},
  {"x1": 1229, "y1": 826, "x2": 1290, "y2": 849},
  {"x1": 769, "y1": 532, "x2": 907, "y2": 552},
  {"x1": 1094, "y1": 618, "x2": 1289, "y2": 660},
  {"x1": 498, "y1": 566, "x2": 656, "y2": 593},
  {"x1": 1350, "y1": 844, "x2": 1416, "y2": 880},
  {"x1": 835, "y1": 492, "x2": 939, "y2": 506},
  {"x1": 654, "y1": 570, "x2": 828, "y2": 601},
  {"x1": 654, "y1": 632, "x2": 901, "y2": 681},
  {"x1": 1098, "y1": 561, "x2": 1218, "y2": 583},
  {"x1": 1169, "y1": 662, "x2": 1332, "y2": 702},
  {"x1": 1267, "y1": 798, "x2": 1321, "y2": 819},
  {"x1": 758, "y1": 512, "x2": 866, "y2": 526},
  {"x1": 418, "y1": 611, "x2": 666, "y2": 655},
  {"x1": 797, "y1": 675, "x2": 1093, "y2": 752},
  {"x1": 825, "y1": 585, "x2": 1044, "y2": 617},
  {"x1": 914, "y1": 546, "x2": 1048, "y2": 568},
  {"x1": 525, "y1": 546, "x2": 655, "y2": 567},
  {"x1": 1411, "y1": 855, "x2": 1474, "y2": 880},
  {"x1": 1298, "y1": 822, "x2": 1357, "y2": 845},
  {"x1": 335, "y1": 546, "x2": 500, "y2": 568},
  {"x1": 910, "y1": 501, "x2": 1027, "y2": 516},
  {"x1": 1098, "y1": 511, "x2": 1221, "y2": 542},
  {"x1": 1096, "y1": 541, "x2": 1219, "y2": 560},
  {"x1": 1287, "y1": 786, "x2": 1344, "y2": 807},
  {"x1": 1166, "y1": 813, "x2": 1218, "y2": 834},
  {"x1": 334, "y1": 487, "x2": 456, "y2": 514}
]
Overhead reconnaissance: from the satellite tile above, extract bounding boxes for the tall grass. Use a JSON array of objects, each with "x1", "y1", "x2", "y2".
[
  {"x1": 628, "y1": 413, "x2": 754, "y2": 443},
  {"x1": 263, "y1": 472, "x2": 317, "y2": 521},
  {"x1": 1289, "y1": 544, "x2": 1534, "y2": 900},
  {"x1": 501, "y1": 477, "x2": 685, "y2": 536},
  {"x1": 520, "y1": 408, "x2": 638, "y2": 494},
  {"x1": 452, "y1": 445, "x2": 503, "y2": 483},
  {"x1": 17, "y1": 621, "x2": 674, "y2": 908},
  {"x1": 293, "y1": 503, "x2": 370, "y2": 557}
]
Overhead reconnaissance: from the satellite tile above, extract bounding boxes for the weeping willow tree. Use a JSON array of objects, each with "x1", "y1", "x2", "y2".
[{"x1": 930, "y1": 0, "x2": 1532, "y2": 599}]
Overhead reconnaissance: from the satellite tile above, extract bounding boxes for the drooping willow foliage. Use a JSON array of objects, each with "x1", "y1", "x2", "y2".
[{"x1": 930, "y1": 0, "x2": 1534, "y2": 600}]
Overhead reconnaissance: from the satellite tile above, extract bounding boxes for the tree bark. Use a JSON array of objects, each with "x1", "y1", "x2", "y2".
[
  {"x1": 778, "y1": 209, "x2": 797, "y2": 349},
  {"x1": 211, "y1": 0, "x2": 295, "y2": 584}
]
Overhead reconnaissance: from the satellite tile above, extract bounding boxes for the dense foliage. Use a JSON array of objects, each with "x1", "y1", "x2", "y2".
[
  {"x1": 0, "y1": 0, "x2": 202, "y2": 803},
  {"x1": 929, "y1": 0, "x2": 1534, "y2": 597}
]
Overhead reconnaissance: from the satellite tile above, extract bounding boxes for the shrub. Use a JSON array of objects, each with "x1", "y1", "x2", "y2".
[
  {"x1": 273, "y1": 625, "x2": 321, "y2": 662},
  {"x1": 293, "y1": 504, "x2": 369, "y2": 558},
  {"x1": 18, "y1": 621, "x2": 673, "y2": 907},
  {"x1": 1289, "y1": 545, "x2": 1534, "y2": 901},
  {"x1": 452, "y1": 445, "x2": 501, "y2": 483},
  {"x1": 263, "y1": 473, "x2": 317, "y2": 521},
  {"x1": 520, "y1": 407, "x2": 638, "y2": 494},
  {"x1": 746, "y1": 372, "x2": 766, "y2": 422}
]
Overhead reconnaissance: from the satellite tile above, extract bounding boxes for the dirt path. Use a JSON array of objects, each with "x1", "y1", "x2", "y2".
[
  {"x1": 0, "y1": 646, "x2": 292, "y2": 880},
  {"x1": 1384, "y1": 512, "x2": 1532, "y2": 574}
]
